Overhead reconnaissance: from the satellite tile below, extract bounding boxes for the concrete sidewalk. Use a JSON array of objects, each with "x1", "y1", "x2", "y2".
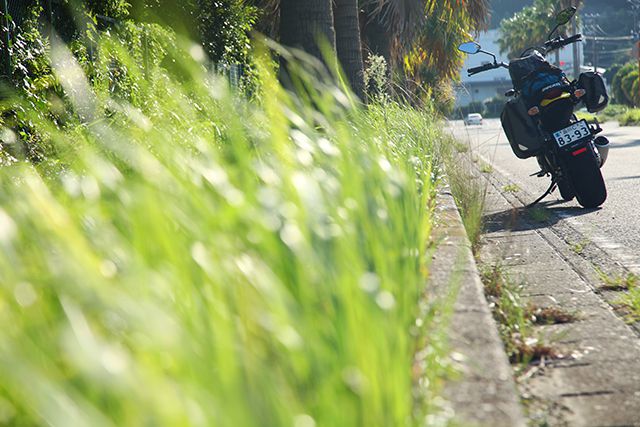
[
  {"x1": 428, "y1": 185, "x2": 526, "y2": 426},
  {"x1": 479, "y1": 170, "x2": 640, "y2": 426}
]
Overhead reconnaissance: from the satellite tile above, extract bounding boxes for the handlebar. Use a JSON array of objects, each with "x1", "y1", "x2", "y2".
[
  {"x1": 468, "y1": 63, "x2": 496, "y2": 76},
  {"x1": 544, "y1": 34, "x2": 582, "y2": 52},
  {"x1": 467, "y1": 61, "x2": 508, "y2": 76}
]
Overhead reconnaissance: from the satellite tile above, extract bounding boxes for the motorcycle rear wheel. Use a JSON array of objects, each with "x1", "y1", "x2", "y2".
[
  {"x1": 557, "y1": 178, "x2": 575, "y2": 201},
  {"x1": 564, "y1": 144, "x2": 607, "y2": 208}
]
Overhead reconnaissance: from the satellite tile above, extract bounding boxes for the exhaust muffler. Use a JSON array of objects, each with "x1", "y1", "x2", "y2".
[{"x1": 594, "y1": 136, "x2": 609, "y2": 167}]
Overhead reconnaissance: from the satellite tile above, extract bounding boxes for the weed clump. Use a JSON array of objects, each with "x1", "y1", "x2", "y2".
[
  {"x1": 596, "y1": 268, "x2": 639, "y2": 291},
  {"x1": 481, "y1": 264, "x2": 556, "y2": 364}
]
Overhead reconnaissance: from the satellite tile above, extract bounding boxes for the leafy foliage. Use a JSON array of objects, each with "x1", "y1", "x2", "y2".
[
  {"x1": 130, "y1": 0, "x2": 257, "y2": 67},
  {"x1": 497, "y1": 0, "x2": 578, "y2": 59},
  {"x1": 197, "y1": 0, "x2": 258, "y2": 66},
  {"x1": 1, "y1": 3, "x2": 178, "y2": 163},
  {"x1": 0, "y1": 31, "x2": 457, "y2": 425},
  {"x1": 619, "y1": 108, "x2": 640, "y2": 126},
  {"x1": 611, "y1": 62, "x2": 639, "y2": 106},
  {"x1": 400, "y1": 0, "x2": 490, "y2": 104}
]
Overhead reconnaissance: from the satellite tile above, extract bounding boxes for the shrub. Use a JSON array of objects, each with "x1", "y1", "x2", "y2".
[
  {"x1": 611, "y1": 62, "x2": 638, "y2": 106},
  {"x1": 619, "y1": 108, "x2": 640, "y2": 126},
  {"x1": 364, "y1": 53, "x2": 389, "y2": 103},
  {"x1": 452, "y1": 101, "x2": 484, "y2": 120},
  {"x1": 483, "y1": 96, "x2": 505, "y2": 118}
]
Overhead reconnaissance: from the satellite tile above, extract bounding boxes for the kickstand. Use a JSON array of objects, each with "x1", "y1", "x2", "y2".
[{"x1": 527, "y1": 179, "x2": 557, "y2": 207}]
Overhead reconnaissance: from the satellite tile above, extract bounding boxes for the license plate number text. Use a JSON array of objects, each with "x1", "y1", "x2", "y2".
[{"x1": 553, "y1": 120, "x2": 591, "y2": 147}]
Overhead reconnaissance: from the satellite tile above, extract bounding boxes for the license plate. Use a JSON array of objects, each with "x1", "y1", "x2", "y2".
[{"x1": 553, "y1": 120, "x2": 591, "y2": 147}]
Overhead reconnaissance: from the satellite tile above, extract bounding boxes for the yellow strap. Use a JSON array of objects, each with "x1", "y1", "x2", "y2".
[{"x1": 540, "y1": 92, "x2": 571, "y2": 107}]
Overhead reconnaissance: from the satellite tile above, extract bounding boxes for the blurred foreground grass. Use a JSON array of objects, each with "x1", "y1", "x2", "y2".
[{"x1": 0, "y1": 37, "x2": 457, "y2": 426}]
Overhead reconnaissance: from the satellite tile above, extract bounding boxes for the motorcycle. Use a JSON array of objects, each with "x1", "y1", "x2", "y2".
[{"x1": 457, "y1": 7, "x2": 610, "y2": 208}]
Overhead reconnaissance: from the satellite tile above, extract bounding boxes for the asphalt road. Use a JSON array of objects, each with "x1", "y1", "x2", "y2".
[{"x1": 448, "y1": 118, "x2": 640, "y2": 268}]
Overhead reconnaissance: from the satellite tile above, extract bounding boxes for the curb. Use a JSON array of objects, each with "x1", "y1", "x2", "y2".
[{"x1": 427, "y1": 184, "x2": 526, "y2": 427}]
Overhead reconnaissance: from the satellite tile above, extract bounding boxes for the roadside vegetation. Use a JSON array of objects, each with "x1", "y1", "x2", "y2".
[
  {"x1": 618, "y1": 108, "x2": 640, "y2": 126},
  {"x1": 596, "y1": 268, "x2": 639, "y2": 291},
  {"x1": 480, "y1": 264, "x2": 555, "y2": 365},
  {"x1": 575, "y1": 104, "x2": 628, "y2": 123},
  {"x1": 0, "y1": 33, "x2": 462, "y2": 425},
  {"x1": 0, "y1": 0, "x2": 502, "y2": 424},
  {"x1": 446, "y1": 143, "x2": 486, "y2": 253},
  {"x1": 596, "y1": 269, "x2": 640, "y2": 324}
]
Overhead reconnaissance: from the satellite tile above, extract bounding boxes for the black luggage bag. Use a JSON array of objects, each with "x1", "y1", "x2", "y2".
[
  {"x1": 577, "y1": 72, "x2": 609, "y2": 113},
  {"x1": 501, "y1": 97, "x2": 543, "y2": 159}
]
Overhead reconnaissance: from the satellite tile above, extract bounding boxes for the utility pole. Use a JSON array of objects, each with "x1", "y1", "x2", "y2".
[
  {"x1": 572, "y1": 0, "x2": 580, "y2": 78},
  {"x1": 584, "y1": 13, "x2": 600, "y2": 72},
  {"x1": 631, "y1": 0, "x2": 640, "y2": 103},
  {"x1": 637, "y1": 40, "x2": 640, "y2": 105}
]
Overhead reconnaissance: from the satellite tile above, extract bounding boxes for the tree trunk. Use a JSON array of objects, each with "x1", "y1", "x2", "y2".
[
  {"x1": 279, "y1": 0, "x2": 336, "y2": 64},
  {"x1": 333, "y1": 0, "x2": 364, "y2": 99}
]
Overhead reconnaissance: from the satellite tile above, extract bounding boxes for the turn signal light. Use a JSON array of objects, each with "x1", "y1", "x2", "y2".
[
  {"x1": 527, "y1": 106, "x2": 540, "y2": 116},
  {"x1": 574, "y1": 89, "x2": 586, "y2": 98}
]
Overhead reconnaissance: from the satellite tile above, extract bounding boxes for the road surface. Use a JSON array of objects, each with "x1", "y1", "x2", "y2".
[
  {"x1": 448, "y1": 118, "x2": 640, "y2": 270},
  {"x1": 449, "y1": 118, "x2": 640, "y2": 424}
]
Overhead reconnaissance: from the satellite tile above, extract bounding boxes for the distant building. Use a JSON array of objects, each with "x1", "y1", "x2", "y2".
[{"x1": 455, "y1": 29, "x2": 584, "y2": 108}]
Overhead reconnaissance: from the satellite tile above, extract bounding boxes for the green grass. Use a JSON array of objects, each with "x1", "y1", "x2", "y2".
[
  {"x1": 596, "y1": 268, "x2": 639, "y2": 291},
  {"x1": 575, "y1": 104, "x2": 630, "y2": 124},
  {"x1": 527, "y1": 206, "x2": 550, "y2": 223},
  {"x1": 445, "y1": 137, "x2": 487, "y2": 253},
  {"x1": 570, "y1": 239, "x2": 590, "y2": 255},
  {"x1": 480, "y1": 264, "x2": 554, "y2": 365},
  {"x1": 479, "y1": 163, "x2": 493, "y2": 173},
  {"x1": 619, "y1": 286, "x2": 640, "y2": 323},
  {"x1": 453, "y1": 140, "x2": 469, "y2": 153},
  {"x1": 595, "y1": 269, "x2": 640, "y2": 322},
  {"x1": 575, "y1": 111, "x2": 596, "y2": 122},
  {"x1": 0, "y1": 38, "x2": 456, "y2": 425},
  {"x1": 502, "y1": 183, "x2": 520, "y2": 193},
  {"x1": 619, "y1": 108, "x2": 640, "y2": 126}
]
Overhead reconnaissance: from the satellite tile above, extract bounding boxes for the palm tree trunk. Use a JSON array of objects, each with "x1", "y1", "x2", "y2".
[
  {"x1": 361, "y1": 4, "x2": 392, "y2": 68},
  {"x1": 361, "y1": 2, "x2": 393, "y2": 96},
  {"x1": 333, "y1": 0, "x2": 365, "y2": 99},
  {"x1": 279, "y1": 0, "x2": 336, "y2": 63}
]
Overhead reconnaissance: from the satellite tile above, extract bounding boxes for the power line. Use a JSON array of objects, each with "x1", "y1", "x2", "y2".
[{"x1": 583, "y1": 35, "x2": 635, "y2": 41}]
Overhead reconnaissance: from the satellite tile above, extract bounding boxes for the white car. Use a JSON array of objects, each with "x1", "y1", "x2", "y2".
[{"x1": 464, "y1": 113, "x2": 483, "y2": 126}]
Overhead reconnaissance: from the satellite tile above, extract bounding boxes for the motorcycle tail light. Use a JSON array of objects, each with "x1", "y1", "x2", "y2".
[
  {"x1": 528, "y1": 106, "x2": 540, "y2": 116},
  {"x1": 574, "y1": 88, "x2": 586, "y2": 98},
  {"x1": 572, "y1": 147, "x2": 587, "y2": 156}
]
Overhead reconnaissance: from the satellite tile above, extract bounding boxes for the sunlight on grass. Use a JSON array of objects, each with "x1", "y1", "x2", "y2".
[{"x1": 0, "y1": 35, "x2": 456, "y2": 426}]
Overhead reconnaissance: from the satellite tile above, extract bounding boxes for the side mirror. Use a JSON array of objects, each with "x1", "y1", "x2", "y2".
[
  {"x1": 458, "y1": 41, "x2": 481, "y2": 54},
  {"x1": 556, "y1": 7, "x2": 576, "y2": 26}
]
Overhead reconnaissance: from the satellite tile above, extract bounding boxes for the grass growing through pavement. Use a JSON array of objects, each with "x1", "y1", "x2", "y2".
[
  {"x1": 596, "y1": 269, "x2": 640, "y2": 322},
  {"x1": 479, "y1": 163, "x2": 493, "y2": 173},
  {"x1": 570, "y1": 239, "x2": 590, "y2": 255},
  {"x1": 527, "y1": 206, "x2": 551, "y2": 223},
  {"x1": 502, "y1": 183, "x2": 520, "y2": 194},
  {"x1": 619, "y1": 287, "x2": 640, "y2": 323},
  {"x1": 445, "y1": 138, "x2": 487, "y2": 253},
  {"x1": 0, "y1": 38, "x2": 456, "y2": 426},
  {"x1": 596, "y1": 268, "x2": 640, "y2": 291},
  {"x1": 480, "y1": 264, "x2": 555, "y2": 364}
]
